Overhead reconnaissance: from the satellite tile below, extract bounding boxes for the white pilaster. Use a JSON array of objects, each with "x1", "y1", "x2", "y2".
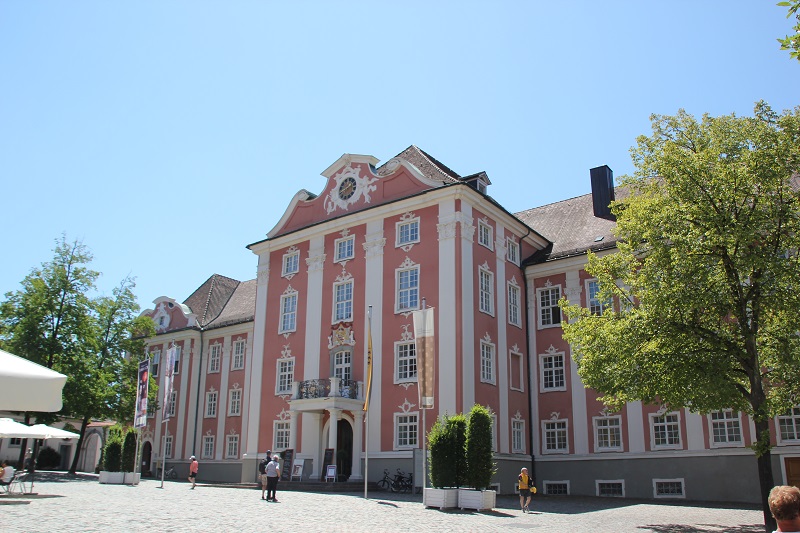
[
  {"x1": 494, "y1": 227, "x2": 509, "y2": 453},
  {"x1": 350, "y1": 410, "x2": 364, "y2": 481},
  {"x1": 626, "y1": 401, "x2": 645, "y2": 453},
  {"x1": 437, "y1": 199, "x2": 458, "y2": 416},
  {"x1": 565, "y1": 269, "x2": 588, "y2": 455},
  {"x1": 363, "y1": 220, "x2": 385, "y2": 452},
  {"x1": 215, "y1": 336, "x2": 231, "y2": 460},
  {"x1": 685, "y1": 409, "x2": 705, "y2": 450},
  {"x1": 244, "y1": 257, "x2": 269, "y2": 457},
  {"x1": 304, "y1": 236, "x2": 326, "y2": 379},
  {"x1": 459, "y1": 205, "x2": 476, "y2": 413}
]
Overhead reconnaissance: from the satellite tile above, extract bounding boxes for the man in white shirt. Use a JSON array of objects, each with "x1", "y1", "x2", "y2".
[{"x1": 0, "y1": 462, "x2": 15, "y2": 487}]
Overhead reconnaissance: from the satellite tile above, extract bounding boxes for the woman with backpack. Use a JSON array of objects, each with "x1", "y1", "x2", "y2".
[{"x1": 265, "y1": 455, "x2": 280, "y2": 502}]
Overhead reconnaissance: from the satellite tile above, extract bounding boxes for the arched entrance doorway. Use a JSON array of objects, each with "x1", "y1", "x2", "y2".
[
  {"x1": 336, "y1": 419, "x2": 353, "y2": 482},
  {"x1": 142, "y1": 441, "x2": 152, "y2": 475}
]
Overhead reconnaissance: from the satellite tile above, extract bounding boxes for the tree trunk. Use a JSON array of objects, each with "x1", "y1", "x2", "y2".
[
  {"x1": 16, "y1": 414, "x2": 31, "y2": 467},
  {"x1": 68, "y1": 415, "x2": 90, "y2": 474},
  {"x1": 754, "y1": 419, "x2": 777, "y2": 533}
]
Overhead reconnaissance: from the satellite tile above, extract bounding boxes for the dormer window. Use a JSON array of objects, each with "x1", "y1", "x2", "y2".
[{"x1": 477, "y1": 179, "x2": 488, "y2": 194}]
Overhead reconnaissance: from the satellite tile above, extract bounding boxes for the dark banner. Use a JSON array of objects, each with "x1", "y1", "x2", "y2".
[{"x1": 134, "y1": 358, "x2": 150, "y2": 428}]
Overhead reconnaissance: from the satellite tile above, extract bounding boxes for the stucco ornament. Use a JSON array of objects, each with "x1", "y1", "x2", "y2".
[
  {"x1": 324, "y1": 163, "x2": 379, "y2": 214},
  {"x1": 328, "y1": 323, "x2": 356, "y2": 349}
]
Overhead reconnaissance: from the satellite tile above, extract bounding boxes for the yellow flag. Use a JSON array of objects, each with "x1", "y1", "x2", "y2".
[{"x1": 363, "y1": 308, "x2": 373, "y2": 412}]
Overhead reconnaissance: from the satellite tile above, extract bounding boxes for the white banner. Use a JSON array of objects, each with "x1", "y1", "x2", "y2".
[{"x1": 413, "y1": 307, "x2": 435, "y2": 409}]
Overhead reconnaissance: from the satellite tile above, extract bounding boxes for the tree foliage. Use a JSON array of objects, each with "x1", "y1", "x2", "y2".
[
  {"x1": 778, "y1": 1, "x2": 800, "y2": 61},
  {"x1": 561, "y1": 102, "x2": 800, "y2": 531}
]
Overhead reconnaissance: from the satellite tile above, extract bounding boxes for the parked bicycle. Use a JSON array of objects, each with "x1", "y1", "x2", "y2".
[
  {"x1": 376, "y1": 469, "x2": 412, "y2": 493},
  {"x1": 157, "y1": 466, "x2": 178, "y2": 479}
]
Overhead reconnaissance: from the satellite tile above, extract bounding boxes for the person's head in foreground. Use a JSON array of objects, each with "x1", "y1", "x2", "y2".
[{"x1": 769, "y1": 485, "x2": 800, "y2": 531}]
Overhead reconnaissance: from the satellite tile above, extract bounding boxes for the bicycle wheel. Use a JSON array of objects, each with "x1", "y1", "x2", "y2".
[
  {"x1": 377, "y1": 479, "x2": 390, "y2": 491},
  {"x1": 168, "y1": 470, "x2": 178, "y2": 479}
]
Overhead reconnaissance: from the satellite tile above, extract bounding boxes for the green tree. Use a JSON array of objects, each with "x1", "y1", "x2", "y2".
[
  {"x1": 427, "y1": 413, "x2": 467, "y2": 488},
  {"x1": 465, "y1": 404, "x2": 496, "y2": 490},
  {"x1": 778, "y1": 1, "x2": 800, "y2": 61},
  {"x1": 561, "y1": 102, "x2": 800, "y2": 533}
]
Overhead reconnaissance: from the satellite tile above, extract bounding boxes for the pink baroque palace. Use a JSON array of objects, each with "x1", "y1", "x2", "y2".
[{"x1": 138, "y1": 146, "x2": 796, "y2": 503}]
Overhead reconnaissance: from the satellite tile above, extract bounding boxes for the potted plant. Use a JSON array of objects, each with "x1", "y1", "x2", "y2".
[
  {"x1": 122, "y1": 429, "x2": 140, "y2": 485},
  {"x1": 99, "y1": 427, "x2": 125, "y2": 484},
  {"x1": 423, "y1": 413, "x2": 466, "y2": 509},
  {"x1": 459, "y1": 404, "x2": 497, "y2": 511}
]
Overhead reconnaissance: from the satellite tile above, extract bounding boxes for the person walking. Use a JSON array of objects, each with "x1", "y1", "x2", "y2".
[
  {"x1": 518, "y1": 467, "x2": 536, "y2": 513},
  {"x1": 188, "y1": 456, "x2": 199, "y2": 489},
  {"x1": 258, "y1": 450, "x2": 271, "y2": 500},
  {"x1": 265, "y1": 454, "x2": 280, "y2": 502},
  {"x1": 769, "y1": 485, "x2": 800, "y2": 533}
]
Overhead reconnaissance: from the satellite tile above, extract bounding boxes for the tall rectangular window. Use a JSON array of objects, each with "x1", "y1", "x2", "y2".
[
  {"x1": 205, "y1": 391, "x2": 218, "y2": 418},
  {"x1": 395, "y1": 413, "x2": 419, "y2": 448},
  {"x1": 231, "y1": 339, "x2": 245, "y2": 370},
  {"x1": 225, "y1": 434, "x2": 239, "y2": 459},
  {"x1": 538, "y1": 286, "x2": 561, "y2": 327},
  {"x1": 279, "y1": 292, "x2": 298, "y2": 333},
  {"x1": 173, "y1": 346, "x2": 181, "y2": 375},
  {"x1": 202, "y1": 436, "x2": 215, "y2": 459},
  {"x1": 208, "y1": 343, "x2": 221, "y2": 373},
  {"x1": 335, "y1": 235, "x2": 355, "y2": 262},
  {"x1": 479, "y1": 267, "x2": 494, "y2": 315},
  {"x1": 395, "y1": 342, "x2": 417, "y2": 382},
  {"x1": 282, "y1": 250, "x2": 300, "y2": 277},
  {"x1": 397, "y1": 219, "x2": 420, "y2": 246},
  {"x1": 164, "y1": 435, "x2": 173, "y2": 458},
  {"x1": 540, "y1": 352, "x2": 566, "y2": 391},
  {"x1": 506, "y1": 238, "x2": 519, "y2": 265},
  {"x1": 510, "y1": 350, "x2": 524, "y2": 391},
  {"x1": 151, "y1": 349, "x2": 161, "y2": 377},
  {"x1": 478, "y1": 220, "x2": 493, "y2": 249},
  {"x1": 512, "y1": 419, "x2": 525, "y2": 453},
  {"x1": 508, "y1": 282, "x2": 521, "y2": 326},
  {"x1": 396, "y1": 266, "x2": 419, "y2": 311},
  {"x1": 277, "y1": 358, "x2": 295, "y2": 394},
  {"x1": 168, "y1": 391, "x2": 177, "y2": 417},
  {"x1": 651, "y1": 412, "x2": 681, "y2": 448},
  {"x1": 274, "y1": 421, "x2": 290, "y2": 450},
  {"x1": 594, "y1": 416, "x2": 622, "y2": 451},
  {"x1": 779, "y1": 407, "x2": 800, "y2": 441},
  {"x1": 333, "y1": 280, "x2": 354, "y2": 322},
  {"x1": 710, "y1": 410, "x2": 742, "y2": 446},
  {"x1": 228, "y1": 389, "x2": 242, "y2": 416},
  {"x1": 480, "y1": 341, "x2": 495, "y2": 384},
  {"x1": 587, "y1": 279, "x2": 609, "y2": 315},
  {"x1": 334, "y1": 350, "x2": 352, "y2": 382},
  {"x1": 543, "y1": 420, "x2": 569, "y2": 453}
]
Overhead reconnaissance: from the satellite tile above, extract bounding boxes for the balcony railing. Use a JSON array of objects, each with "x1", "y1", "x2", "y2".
[{"x1": 293, "y1": 377, "x2": 363, "y2": 401}]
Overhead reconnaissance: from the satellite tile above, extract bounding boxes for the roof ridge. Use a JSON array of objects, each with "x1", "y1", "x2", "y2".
[{"x1": 410, "y1": 145, "x2": 461, "y2": 182}]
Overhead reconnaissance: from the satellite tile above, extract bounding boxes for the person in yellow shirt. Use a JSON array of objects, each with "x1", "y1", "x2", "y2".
[{"x1": 518, "y1": 467, "x2": 536, "y2": 513}]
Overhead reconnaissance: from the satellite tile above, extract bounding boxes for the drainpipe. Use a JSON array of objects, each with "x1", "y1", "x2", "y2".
[
  {"x1": 520, "y1": 225, "x2": 538, "y2": 485},
  {"x1": 191, "y1": 327, "x2": 205, "y2": 456}
]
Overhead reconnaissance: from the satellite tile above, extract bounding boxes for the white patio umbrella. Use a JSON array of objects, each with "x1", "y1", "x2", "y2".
[
  {"x1": 27, "y1": 424, "x2": 80, "y2": 439},
  {"x1": 0, "y1": 417, "x2": 44, "y2": 438},
  {"x1": 0, "y1": 349, "x2": 67, "y2": 412}
]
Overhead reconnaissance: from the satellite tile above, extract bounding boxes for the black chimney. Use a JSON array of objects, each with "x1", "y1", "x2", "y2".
[{"x1": 590, "y1": 165, "x2": 615, "y2": 220}]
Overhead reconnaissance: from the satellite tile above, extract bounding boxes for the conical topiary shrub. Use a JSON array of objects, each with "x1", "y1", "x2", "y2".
[
  {"x1": 121, "y1": 429, "x2": 137, "y2": 472},
  {"x1": 428, "y1": 413, "x2": 467, "y2": 488},
  {"x1": 465, "y1": 404, "x2": 496, "y2": 490}
]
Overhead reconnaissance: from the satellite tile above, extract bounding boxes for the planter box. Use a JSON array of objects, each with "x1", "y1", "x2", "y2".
[
  {"x1": 99, "y1": 471, "x2": 125, "y2": 484},
  {"x1": 124, "y1": 472, "x2": 141, "y2": 485},
  {"x1": 458, "y1": 488, "x2": 496, "y2": 511},
  {"x1": 423, "y1": 487, "x2": 459, "y2": 509}
]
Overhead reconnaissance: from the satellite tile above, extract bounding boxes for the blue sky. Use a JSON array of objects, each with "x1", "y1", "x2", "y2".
[{"x1": 1, "y1": 1, "x2": 798, "y2": 311}]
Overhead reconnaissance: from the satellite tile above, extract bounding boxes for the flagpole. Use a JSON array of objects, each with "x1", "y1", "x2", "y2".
[
  {"x1": 421, "y1": 298, "x2": 427, "y2": 499},
  {"x1": 364, "y1": 305, "x2": 372, "y2": 499}
]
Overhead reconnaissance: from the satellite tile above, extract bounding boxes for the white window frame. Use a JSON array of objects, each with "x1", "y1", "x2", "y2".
[
  {"x1": 478, "y1": 220, "x2": 493, "y2": 250},
  {"x1": 225, "y1": 434, "x2": 239, "y2": 459},
  {"x1": 395, "y1": 265, "x2": 420, "y2": 313},
  {"x1": 334, "y1": 235, "x2": 355, "y2": 263},
  {"x1": 778, "y1": 406, "x2": 800, "y2": 443},
  {"x1": 396, "y1": 218, "x2": 420, "y2": 247},
  {"x1": 173, "y1": 345, "x2": 181, "y2": 375},
  {"x1": 708, "y1": 410, "x2": 743, "y2": 448},
  {"x1": 653, "y1": 478, "x2": 686, "y2": 499},
  {"x1": 491, "y1": 413, "x2": 498, "y2": 452},
  {"x1": 596, "y1": 479, "x2": 625, "y2": 498},
  {"x1": 542, "y1": 419, "x2": 569, "y2": 454},
  {"x1": 205, "y1": 391, "x2": 218, "y2": 418},
  {"x1": 480, "y1": 340, "x2": 496, "y2": 385},
  {"x1": 208, "y1": 343, "x2": 221, "y2": 374},
  {"x1": 333, "y1": 279, "x2": 354, "y2": 323},
  {"x1": 586, "y1": 279, "x2": 610, "y2": 315},
  {"x1": 164, "y1": 435, "x2": 174, "y2": 458},
  {"x1": 168, "y1": 391, "x2": 177, "y2": 417},
  {"x1": 506, "y1": 237, "x2": 520, "y2": 265},
  {"x1": 478, "y1": 266, "x2": 494, "y2": 316},
  {"x1": 273, "y1": 421, "x2": 290, "y2": 451},
  {"x1": 279, "y1": 291, "x2": 298, "y2": 334},
  {"x1": 394, "y1": 412, "x2": 419, "y2": 449},
  {"x1": 509, "y1": 348, "x2": 524, "y2": 392},
  {"x1": 507, "y1": 281, "x2": 522, "y2": 327},
  {"x1": 276, "y1": 358, "x2": 295, "y2": 395},
  {"x1": 394, "y1": 341, "x2": 417, "y2": 384},
  {"x1": 228, "y1": 388, "x2": 242, "y2": 416},
  {"x1": 540, "y1": 351, "x2": 566, "y2": 392},
  {"x1": 151, "y1": 349, "x2": 161, "y2": 377},
  {"x1": 202, "y1": 435, "x2": 215, "y2": 459},
  {"x1": 282, "y1": 249, "x2": 300, "y2": 277},
  {"x1": 231, "y1": 339, "x2": 246, "y2": 370},
  {"x1": 543, "y1": 480, "x2": 570, "y2": 495},
  {"x1": 650, "y1": 412, "x2": 682, "y2": 450},
  {"x1": 593, "y1": 416, "x2": 623, "y2": 452},
  {"x1": 537, "y1": 285, "x2": 562, "y2": 328},
  {"x1": 512, "y1": 418, "x2": 526, "y2": 453},
  {"x1": 333, "y1": 349, "x2": 352, "y2": 382}
]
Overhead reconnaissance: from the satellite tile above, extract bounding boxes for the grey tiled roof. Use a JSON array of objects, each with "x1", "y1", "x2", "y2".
[
  {"x1": 183, "y1": 274, "x2": 242, "y2": 327},
  {"x1": 387, "y1": 145, "x2": 461, "y2": 183},
  {"x1": 205, "y1": 279, "x2": 257, "y2": 330},
  {"x1": 515, "y1": 191, "x2": 622, "y2": 263}
]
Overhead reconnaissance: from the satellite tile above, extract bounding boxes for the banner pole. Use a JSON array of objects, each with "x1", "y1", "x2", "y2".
[{"x1": 364, "y1": 305, "x2": 373, "y2": 499}]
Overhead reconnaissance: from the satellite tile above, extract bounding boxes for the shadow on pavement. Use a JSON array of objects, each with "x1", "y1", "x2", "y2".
[
  {"x1": 642, "y1": 524, "x2": 764, "y2": 533},
  {"x1": 28, "y1": 471, "x2": 99, "y2": 483}
]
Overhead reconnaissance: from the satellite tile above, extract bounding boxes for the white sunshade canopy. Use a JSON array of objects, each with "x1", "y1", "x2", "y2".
[
  {"x1": 27, "y1": 424, "x2": 80, "y2": 439},
  {"x1": 0, "y1": 349, "x2": 67, "y2": 412},
  {"x1": 0, "y1": 418, "x2": 45, "y2": 438}
]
